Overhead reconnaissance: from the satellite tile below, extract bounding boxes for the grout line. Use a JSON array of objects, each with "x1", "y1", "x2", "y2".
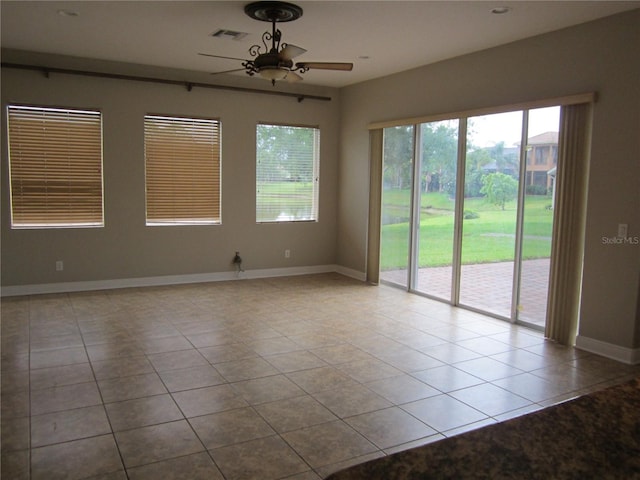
[{"x1": 5, "y1": 277, "x2": 639, "y2": 480}]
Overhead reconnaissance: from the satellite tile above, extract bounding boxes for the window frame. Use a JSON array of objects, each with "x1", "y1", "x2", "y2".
[
  {"x1": 6, "y1": 104, "x2": 105, "y2": 229},
  {"x1": 255, "y1": 122, "x2": 320, "y2": 224},
  {"x1": 144, "y1": 113, "x2": 222, "y2": 226}
]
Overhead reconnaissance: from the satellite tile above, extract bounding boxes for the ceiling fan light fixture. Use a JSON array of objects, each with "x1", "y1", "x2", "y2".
[
  {"x1": 259, "y1": 67, "x2": 289, "y2": 81},
  {"x1": 280, "y1": 44, "x2": 307, "y2": 61}
]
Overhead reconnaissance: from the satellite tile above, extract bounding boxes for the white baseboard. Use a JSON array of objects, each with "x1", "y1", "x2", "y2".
[
  {"x1": 575, "y1": 335, "x2": 640, "y2": 365},
  {"x1": 334, "y1": 265, "x2": 367, "y2": 282},
  {"x1": 0, "y1": 264, "x2": 367, "y2": 297}
]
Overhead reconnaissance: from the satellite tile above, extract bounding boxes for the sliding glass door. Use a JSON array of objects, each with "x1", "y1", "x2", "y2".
[
  {"x1": 516, "y1": 106, "x2": 560, "y2": 327},
  {"x1": 413, "y1": 120, "x2": 459, "y2": 300},
  {"x1": 380, "y1": 125, "x2": 414, "y2": 288},
  {"x1": 458, "y1": 111, "x2": 522, "y2": 318},
  {"x1": 379, "y1": 106, "x2": 561, "y2": 329}
]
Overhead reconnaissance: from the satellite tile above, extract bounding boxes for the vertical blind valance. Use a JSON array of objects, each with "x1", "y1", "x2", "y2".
[
  {"x1": 144, "y1": 115, "x2": 221, "y2": 225},
  {"x1": 7, "y1": 105, "x2": 104, "y2": 227}
]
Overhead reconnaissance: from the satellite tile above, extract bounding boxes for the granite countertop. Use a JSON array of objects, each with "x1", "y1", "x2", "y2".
[{"x1": 326, "y1": 377, "x2": 640, "y2": 479}]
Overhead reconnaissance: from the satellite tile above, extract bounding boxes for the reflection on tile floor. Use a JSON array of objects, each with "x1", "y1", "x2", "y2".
[{"x1": 2, "y1": 273, "x2": 639, "y2": 479}]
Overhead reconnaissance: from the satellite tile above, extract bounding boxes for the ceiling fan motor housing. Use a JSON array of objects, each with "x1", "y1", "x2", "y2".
[{"x1": 254, "y1": 52, "x2": 293, "y2": 70}]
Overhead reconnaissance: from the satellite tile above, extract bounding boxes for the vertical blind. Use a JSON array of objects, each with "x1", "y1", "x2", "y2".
[
  {"x1": 7, "y1": 105, "x2": 104, "y2": 227},
  {"x1": 256, "y1": 124, "x2": 320, "y2": 222},
  {"x1": 144, "y1": 115, "x2": 221, "y2": 225},
  {"x1": 545, "y1": 102, "x2": 592, "y2": 345}
]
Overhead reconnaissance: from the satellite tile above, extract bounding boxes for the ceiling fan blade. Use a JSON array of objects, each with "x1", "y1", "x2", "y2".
[
  {"x1": 297, "y1": 62, "x2": 353, "y2": 71},
  {"x1": 210, "y1": 68, "x2": 246, "y2": 76},
  {"x1": 280, "y1": 44, "x2": 307, "y2": 61},
  {"x1": 198, "y1": 52, "x2": 248, "y2": 62},
  {"x1": 285, "y1": 71, "x2": 304, "y2": 83}
]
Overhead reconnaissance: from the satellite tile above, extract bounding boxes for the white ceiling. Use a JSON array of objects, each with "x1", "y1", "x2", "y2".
[{"x1": 2, "y1": 1, "x2": 639, "y2": 88}]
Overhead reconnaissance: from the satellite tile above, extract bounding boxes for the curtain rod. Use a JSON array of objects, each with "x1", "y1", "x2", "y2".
[{"x1": 1, "y1": 62, "x2": 332, "y2": 103}]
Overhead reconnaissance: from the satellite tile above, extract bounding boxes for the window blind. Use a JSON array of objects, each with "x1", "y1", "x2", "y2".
[
  {"x1": 7, "y1": 105, "x2": 104, "y2": 228},
  {"x1": 144, "y1": 115, "x2": 221, "y2": 225},
  {"x1": 256, "y1": 124, "x2": 320, "y2": 222}
]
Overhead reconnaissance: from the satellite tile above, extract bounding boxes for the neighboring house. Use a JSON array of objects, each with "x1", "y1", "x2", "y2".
[
  {"x1": 526, "y1": 131, "x2": 558, "y2": 192},
  {"x1": 480, "y1": 146, "x2": 520, "y2": 177}
]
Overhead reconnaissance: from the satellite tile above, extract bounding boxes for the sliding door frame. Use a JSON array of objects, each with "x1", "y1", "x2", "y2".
[
  {"x1": 372, "y1": 92, "x2": 595, "y2": 334},
  {"x1": 451, "y1": 119, "x2": 468, "y2": 306},
  {"x1": 510, "y1": 111, "x2": 529, "y2": 324},
  {"x1": 408, "y1": 126, "x2": 422, "y2": 291}
]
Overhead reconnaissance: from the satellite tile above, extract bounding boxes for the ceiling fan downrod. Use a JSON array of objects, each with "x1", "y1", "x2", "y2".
[{"x1": 242, "y1": 1, "x2": 308, "y2": 84}]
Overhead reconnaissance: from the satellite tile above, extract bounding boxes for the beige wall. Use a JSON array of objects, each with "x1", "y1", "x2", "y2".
[
  {"x1": 2, "y1": 10, "x2": 638, "y2": 355},
  {"x1": 1, "y1": 64, "x2": 341, "y2": 286},
  {"x1": 337, "y1": 10, "x2": 640, "y2": 350}
]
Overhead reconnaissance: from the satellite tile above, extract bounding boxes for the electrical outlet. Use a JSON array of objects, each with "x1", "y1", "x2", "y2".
[
  {"x1": 56, "y1": 260, "x2": 64, "y2": 271},
  {"x1": 285, "y1": 249, "x2": 290, "y2": 258}
]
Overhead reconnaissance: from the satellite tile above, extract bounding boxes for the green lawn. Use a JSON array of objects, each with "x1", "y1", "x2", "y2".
[
  {"x1": 257, "y1": 181, "x2": 313, "y2": 201},
  {"x1": 381, "y1": 191, "x2": 553, "y2": 270}
]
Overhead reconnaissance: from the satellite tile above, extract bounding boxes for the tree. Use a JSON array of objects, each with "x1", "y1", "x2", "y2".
[
  {"x1": 465, "y1": 147, "x2": 492, "y2": 197},
  {"x1": 420, "y1": 122, "x2": 458, "y2": 194},
  {"x1": 256, "y1": 125, "x2": 317, "y2": 182},
  {"x1": 488, "y1": 141, "x2": 519, "y2": 174},
  {"x1": 383, "y1": 126, "x2": 413, "y2": 189},
  {"x1": 480, "y1": 172, "x2": 518, "y2": 210}
]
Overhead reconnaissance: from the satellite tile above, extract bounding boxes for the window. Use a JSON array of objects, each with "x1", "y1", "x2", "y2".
[
  {"x1": 533, "y1": 171, "x2": 548, "y2": 186},
  {"x1": 256, "y1": 124, "x2": 320, "y2": 222},
  {"x1": 7, "y1": 105, "x2": 104, "y2": 228},
  {"x1": 144, "y1": 115, "x2": 221, "y2": 225}
]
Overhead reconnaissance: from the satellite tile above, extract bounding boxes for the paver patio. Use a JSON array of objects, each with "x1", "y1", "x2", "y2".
[{"x1": 381, "y1": 258, "x2": 550, "y2": 328}]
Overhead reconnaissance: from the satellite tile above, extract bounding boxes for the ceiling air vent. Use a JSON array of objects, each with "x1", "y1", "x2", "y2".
[{"x1": 211, "y1": 29, "x2": 248, "y2": 41}]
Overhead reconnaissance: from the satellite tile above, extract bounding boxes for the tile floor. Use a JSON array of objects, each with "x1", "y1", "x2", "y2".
[{"x1": 2, "y1": 273, "x2": 639, "y2": 480}]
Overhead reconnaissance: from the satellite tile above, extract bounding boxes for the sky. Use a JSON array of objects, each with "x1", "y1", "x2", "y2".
[{"x1": 469, "y1": 106, "x2": 561, "y2": 148}]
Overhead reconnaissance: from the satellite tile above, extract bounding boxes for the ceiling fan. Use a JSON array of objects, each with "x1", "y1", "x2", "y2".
[{"x1": 199, "y1": 1, "x2": 353, "y2": 85}]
